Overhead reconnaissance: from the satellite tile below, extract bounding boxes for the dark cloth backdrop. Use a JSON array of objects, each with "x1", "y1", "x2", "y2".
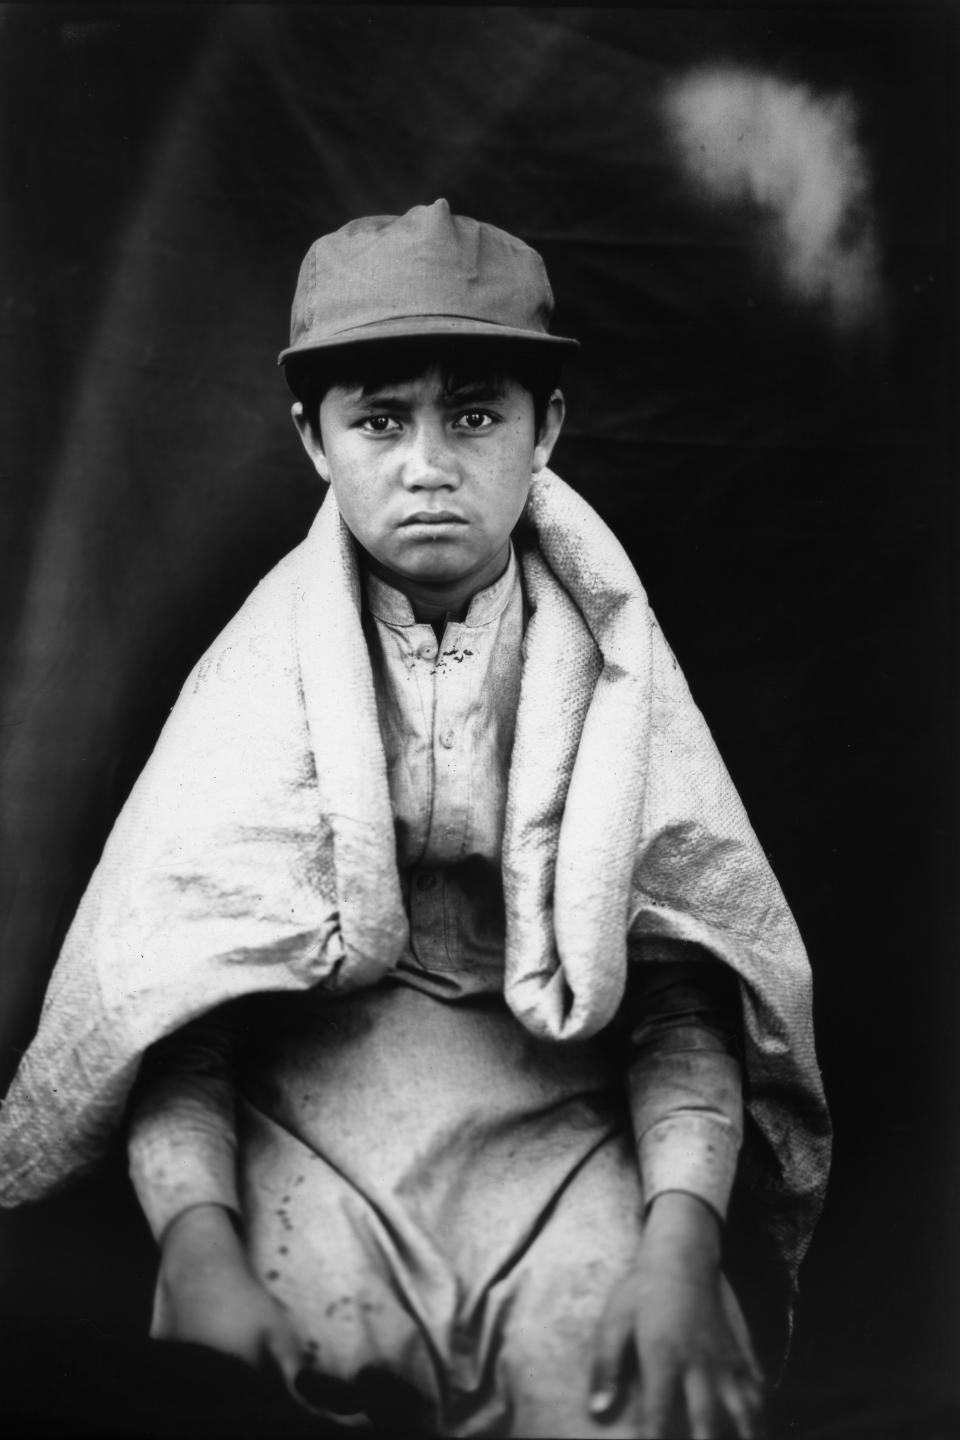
[{"x1": 1, "y1": 5, "x2": 957, "y2": 1436}]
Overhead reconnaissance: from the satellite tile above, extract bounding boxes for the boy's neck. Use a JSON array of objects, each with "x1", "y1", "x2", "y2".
[{"x1": 362, "y1": 543, "x2": 512, "y2": 628}]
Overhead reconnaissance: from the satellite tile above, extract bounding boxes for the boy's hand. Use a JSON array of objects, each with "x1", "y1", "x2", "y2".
[
  {"x1": 588, "y1": 1193, "x2": 764, "y2": 1438},
  {"x1": 155, "y1": 1203, "x2": 303, "y2": 1383}
]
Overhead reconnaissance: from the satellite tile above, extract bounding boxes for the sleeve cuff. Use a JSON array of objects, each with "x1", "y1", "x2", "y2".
[
  {"x1": 639, "y1": 1110, "x2": 741, "y2": 1222},
  {"x1": 127, "y1": 1085, "x2": 240, "y2": 1243}
]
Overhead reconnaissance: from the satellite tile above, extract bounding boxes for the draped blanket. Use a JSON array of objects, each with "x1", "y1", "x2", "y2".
[{"x1": 0, "y1": 469, "x2": 829, "y2": 1298}]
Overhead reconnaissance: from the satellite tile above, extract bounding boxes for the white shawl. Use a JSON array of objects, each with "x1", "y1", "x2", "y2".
[{"x1": 0, "y1": 469, "x2": 829, "y2": 1298}]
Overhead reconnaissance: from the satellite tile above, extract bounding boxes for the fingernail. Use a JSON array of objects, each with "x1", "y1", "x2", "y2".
[{"x1": 590, "y1": 1390, "x2": 613, "y2": 1415}]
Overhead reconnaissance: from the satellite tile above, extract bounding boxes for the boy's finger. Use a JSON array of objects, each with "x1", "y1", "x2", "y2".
[
  {"x1": 263, "y1": 1322, "x2": 303, "y2": 1383},
  {"x1": 719, "y1": 1370, "x2": 764, "y2": 1439},
  {"x1": 684, "y1": 1367, "x2": 721, "y2": 1440},
  {"x1": 721, "y1": 1282, "x2": 765, "y2": 1387},
  {"x1": 637, "y1": 1355, "x2": 677, "y2": 1438},
  {"x1": 587, "y1": 1284, "x2": 633, "y2": 1417}
]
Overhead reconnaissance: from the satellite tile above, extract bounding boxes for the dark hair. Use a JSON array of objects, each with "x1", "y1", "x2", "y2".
[{"x1": 284, "y1": 336, "x2": 565, "y2": 441}]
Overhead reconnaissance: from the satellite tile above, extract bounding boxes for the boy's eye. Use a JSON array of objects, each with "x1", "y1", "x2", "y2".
[
  {"x1": 454, "y1": 410, "x2": 495, "y2": 431},
  {"x1": 360, "y1": 415, "x2": 401, "y2": 434}
]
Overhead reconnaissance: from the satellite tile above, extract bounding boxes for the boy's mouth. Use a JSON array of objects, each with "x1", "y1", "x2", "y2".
[{"x1": 400, "y1": 511, "x2": 468, "y2": 526}]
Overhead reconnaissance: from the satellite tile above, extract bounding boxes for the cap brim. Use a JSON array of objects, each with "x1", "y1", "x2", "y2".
[{"x1": 278, "y1": 314, "x2": 579, "y2": 367}]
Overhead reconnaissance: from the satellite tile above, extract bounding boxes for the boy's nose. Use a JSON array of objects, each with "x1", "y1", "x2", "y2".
[{"x1": 400, "y1": 426, "x2": 459, "y2": 490}]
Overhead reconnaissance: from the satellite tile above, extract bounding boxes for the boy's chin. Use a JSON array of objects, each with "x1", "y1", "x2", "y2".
[
  {"x1": 371, "y1": 549, "x2": 484, "y2": 589},
  {"x1": 362, "y1": 550, "x2": 472, "y2": 590},
  {"x1": 396, "y1": 558, "x2": 475, "y2": 585}
]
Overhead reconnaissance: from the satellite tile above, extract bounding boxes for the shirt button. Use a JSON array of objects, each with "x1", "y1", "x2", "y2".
[
  {"x1": 417, "y1": 640, "x2": 437, "y2": 661},
  {"x1": 438, "y1": 728, "x2": 455, "y2": 749}
]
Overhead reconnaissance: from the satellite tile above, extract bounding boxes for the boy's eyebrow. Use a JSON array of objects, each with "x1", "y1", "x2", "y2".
[
  {"x1": 333, "y1": 383, "x2": 415, "y2": 413},
  {"x1": 342, "y1": 377, "x2": 508, "y2": 409},
  {"x1": 442, "y1": 378, "x2": 506, "y2": 405},
  {"x1": 348, "y1": 385, "x2": 411, "y2": 409}
]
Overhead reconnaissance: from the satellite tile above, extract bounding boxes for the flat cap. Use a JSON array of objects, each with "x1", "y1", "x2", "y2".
[{"x1": 279, "y1": 199, "x2": 578, "y2": 365}]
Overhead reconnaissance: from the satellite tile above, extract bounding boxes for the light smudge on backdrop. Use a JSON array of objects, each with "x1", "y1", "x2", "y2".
[{"x1": 662, "y1": 66, "x2": 882, "y2": 330}]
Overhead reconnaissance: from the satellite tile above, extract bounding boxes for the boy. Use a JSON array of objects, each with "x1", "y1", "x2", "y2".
[{"x1": 0, "y1": 201, "x2": 830, "y2": 1437}]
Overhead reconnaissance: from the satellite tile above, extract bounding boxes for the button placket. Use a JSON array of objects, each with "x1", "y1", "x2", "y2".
[{"x1": 366, "y1": 559, "x2": 524, "y2": 983}]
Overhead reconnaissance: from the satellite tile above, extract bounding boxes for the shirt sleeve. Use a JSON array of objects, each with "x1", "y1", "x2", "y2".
[
  {"x1": 126, "y1": 1005, "x2": 245, "y2": 1243},
  {"x1": 622, "y1": 940, "x2": 744, "y2": 1223}
]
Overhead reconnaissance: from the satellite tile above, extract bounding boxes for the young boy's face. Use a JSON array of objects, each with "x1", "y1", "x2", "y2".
[{"x1": 294, "y1": 362, "x2": 563, "y2": 592}]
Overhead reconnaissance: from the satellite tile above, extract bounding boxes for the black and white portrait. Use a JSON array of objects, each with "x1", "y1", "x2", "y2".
[{"x1": 0, "y1": 6, "x2": 956, "y2": 1438}]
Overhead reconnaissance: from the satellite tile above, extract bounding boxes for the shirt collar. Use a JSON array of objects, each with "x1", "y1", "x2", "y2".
[{"x1": 362, "y1": 545, "x2": 519, "y2": 629}]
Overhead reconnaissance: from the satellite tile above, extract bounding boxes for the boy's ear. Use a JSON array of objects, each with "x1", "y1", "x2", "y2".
[
  {"x1": 291, "y1": 401, "x2": 330, "y2": 482},
  {"x1": 532, "y1": 389, "x2": 566, "y2": 475}
]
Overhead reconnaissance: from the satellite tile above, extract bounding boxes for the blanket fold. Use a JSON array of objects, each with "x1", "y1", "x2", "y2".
[{"x1": 0, "y1": 468, "x2": 829, "y2": 1306}]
